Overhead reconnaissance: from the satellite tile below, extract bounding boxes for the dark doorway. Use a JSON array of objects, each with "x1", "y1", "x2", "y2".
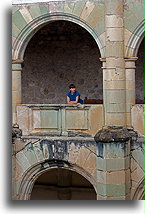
[{"x1": 30, "y1": 168, "x2": 96, "y2": 200}]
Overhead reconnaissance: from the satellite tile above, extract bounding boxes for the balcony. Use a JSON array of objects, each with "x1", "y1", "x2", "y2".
[{"x1": 16, "y1": 104, "x2": 104, "y2": 137}]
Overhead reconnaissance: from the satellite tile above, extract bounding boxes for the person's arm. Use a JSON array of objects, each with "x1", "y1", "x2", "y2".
[
  {"x1": 67, "y1": 96, "x2": 79, "y2": 104},
  {"x1": 67, "y1": 96, "x2": 74, "y2": 104},
  {"x1": 73, "y1": 91, "x2": 80, "y2": 104},
  {"x1": 72, "y1": 96, "x2": 79, "y2": 104}
]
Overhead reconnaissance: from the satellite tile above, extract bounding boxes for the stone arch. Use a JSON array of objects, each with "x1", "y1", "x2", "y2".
[
  {"x1": 125, "y1": 19, "x2": 145, "y2": 57},
  {"x1": 12, "y1": 13, "x2": 104, "y2": 60},
  {"x1": 21, "y1": 19, "x2": 103, "y2": 104},
  {"x1": 15, "y1": 138, "x2": 97, "y2": 200},
  {"x1": 18, "y1": 159, "x2": 97, "y2": 200},
  {"x1": 132, "y1": 178, "x2": 144, "y2": 200}
]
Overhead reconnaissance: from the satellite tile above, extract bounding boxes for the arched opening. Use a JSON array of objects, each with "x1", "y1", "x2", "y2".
[
  {"x1": 30, "y1": 168, "x2": 97, "y2": 200},
  {"x1": 135, "y1": 38, "x2": 144, "y2": 104},
  {"x1": 22, "y1": 20, "x2": 102, "y2": 104}
]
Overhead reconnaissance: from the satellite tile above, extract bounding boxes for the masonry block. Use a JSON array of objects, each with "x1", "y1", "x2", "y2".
[
  {"x1": 105, "y1": 0, "x2": 123, "y2": 15},
  {"x1": 106, "y1": 28, "x2": 124, "y2": 42},
  {"x1": 105, "y1": 15, "x2": 123, "y2": 28},
  {"x1": 97, "y1": 156, "x2": 130, "y2": 171},
  {"x1": 97, "y1": 169, "x2": 130, "y2": 184},
  {"x1": 96, "y1": 183, "x2": 131, "y2": 197},
  {"x1": 95, "y1": 126, "x2": 131, "y2": 198}
]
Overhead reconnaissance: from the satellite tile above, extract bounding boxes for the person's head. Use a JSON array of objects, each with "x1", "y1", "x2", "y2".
[{"x1": 69, "y1": 84, "x2": 76, "y2": 93}]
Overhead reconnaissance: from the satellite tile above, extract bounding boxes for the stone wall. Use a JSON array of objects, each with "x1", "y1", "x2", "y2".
[
  {"x1": 12, "y1": 126, "x2": 145, "y2": 200},
  {"x1": 12, "y1": 136, "x2": 98, "y2": 200},
  {"x1": 22, "y1": 21, "x2": 102, "y2": 104}
]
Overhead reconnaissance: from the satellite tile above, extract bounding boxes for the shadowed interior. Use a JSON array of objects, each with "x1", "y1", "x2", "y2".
[{"x1": 30, "y1": 168, "x2": 96, "y2": 200}]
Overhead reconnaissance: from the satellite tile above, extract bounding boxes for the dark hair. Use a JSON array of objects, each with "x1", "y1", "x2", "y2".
[{"x1": 69, "y1": 84, "x2": 76, "y2": 89}]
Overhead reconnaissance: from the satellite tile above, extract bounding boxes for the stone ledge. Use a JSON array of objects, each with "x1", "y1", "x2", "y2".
[{"x1": 21, "y1": 135, "x2": 95, "y2": 141}]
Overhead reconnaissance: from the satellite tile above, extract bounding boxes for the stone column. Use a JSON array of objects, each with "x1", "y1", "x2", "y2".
[
  {"x1": 104, "y1": 0, "x2": 126, "y2": 126},
  {"x1": 12, "y1": 59, "x2": 23, "y2": 124},
  {"x1": 95, "y1": 126, "x2": 131, "y2": 200},
  {"x1": 125, "y1": 57, "x2": 138, "y2": 126}
]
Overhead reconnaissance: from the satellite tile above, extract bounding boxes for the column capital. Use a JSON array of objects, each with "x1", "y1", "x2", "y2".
[
  {"x1": 12, "y1": 59, "x2": 24, "y2": 64},
  {"x1": 100, "y1": 58, "x2": 107, "y2": 69},
  {"x1": 100, "y1": 57, "x2": 106, "y2": 62},
  {"x1": 100, "y1": 57, "x2": 138, "y2": 63},
  {"x1": 12, "y1": 59, "x2": 24, "y2": 71},
  {"x1": 124, "y1": 57, "x2": 138, "y2": 62},
  {"x1": 125, "y1": 57, "x2": 138, "y2": 69}
]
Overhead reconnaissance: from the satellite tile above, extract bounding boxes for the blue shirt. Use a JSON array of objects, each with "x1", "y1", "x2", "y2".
[{"x1": 66, "y1": 91, "x2": 84, "y2": 104}]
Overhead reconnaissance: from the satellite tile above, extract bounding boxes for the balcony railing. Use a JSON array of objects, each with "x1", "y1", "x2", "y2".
[{"x1": 16, "y1": 104, "x2": 104, "y2": 137}]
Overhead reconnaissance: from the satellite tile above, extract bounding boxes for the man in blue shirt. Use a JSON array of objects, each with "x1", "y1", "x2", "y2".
[{"x1": 66, "y1": 84, "x2": 84, "y2": 104}]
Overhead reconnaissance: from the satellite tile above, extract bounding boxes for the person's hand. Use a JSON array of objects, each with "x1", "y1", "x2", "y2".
[{"x1": 68, "y1": 101, "x2": 75, "y2": 104}]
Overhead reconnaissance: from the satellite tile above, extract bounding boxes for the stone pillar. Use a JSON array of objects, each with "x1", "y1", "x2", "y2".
[
  {"x1": 12, "y1": 59, "x2": 23, "y2": 124},
  {"x1": 125, "y1": 57, "x2": 138, "y2": 126},
  {"x1": 104, "y1": 0, "x2": 126, "y2": 126},
  {"x1": 95, "y1": 126, "x2": 131, "y2": 200}
]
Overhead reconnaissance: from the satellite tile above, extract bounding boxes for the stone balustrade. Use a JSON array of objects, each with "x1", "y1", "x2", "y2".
[{"x1": 16, "y1": 104, "x2": 104, "y2": 137}]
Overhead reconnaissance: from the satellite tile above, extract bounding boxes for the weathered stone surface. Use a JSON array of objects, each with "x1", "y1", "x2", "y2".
[
  {"x1": 12, "y1": 10, "x2": 27, "y2": 31},
  {"x1": 68, "y1": 142, "x2": 80, "y2": 165},
  {"x1": 131, "y1": 105, "x2": 144, "y2": 135},
  {"x1": 72, "y1": 1, "x2": 86, "y2": 17},
  {"x1": 124, "y1": 0, "x2": 144, "y2": 33},
  {"x1": 16, "y1": 150, "x2": 31, "y2": 172},
  {"x1": 105, "y1": 15, "x2": 123, "y2": 28},
  {"x1": 80, "y1": 1, "x2": 96, "y2": 20},
  {"x1": 131, "y1": 161, "x2": 144, "y2": 183},
  {"x1": 96, "y1": 182, "x2": 131, "y2": 197},
  {"x1": 19, "y1": 6, "x2": 33, "y2": 24},
  {"x1": 106, "y1": 28, "x2": 124, "y2": 42},
  {"x1": 131, "y1": 148, "x2": 144, "y2": 171},
  {"x1": 16, "y1": 104, "x2": 104, "y2": 137},
  {"x1": 12, "y1": 131, "x2": 144, "y2": 200},
  {"x1": 97, "y1": 169, "x2": 130, "y2": 184},
  {"x1": 104, "y1": 90, "x2": 126, "y2": 108},
  {"x1": 23, "y1": 143, "x2": 38, "y2": 165},
  {"x1": 105, "y1": 0, "x2": 123, "y2": 15},
  {"x1": 28, "y1": 4, "x2": 41, "y2": 19},
  {"x1": 86, "y1": 3, "x2": 104, "y2": 33},
  {"x1": 75, "y1": 146, "x2": 91, "y2": 168},
  {"x1": 105, "y1": 112, "x2": 127, "y2": 126},
  {"x1": 97, "y1": 194, "x2": 130, "y2": 200},
  {"x1": 97, "y1": 156, "x2": 130, "y2": 171},
  {"x1": 94, "y1": 126, "x2": 130, "y2": 143},
  {"x1": 83, "y1": 152, "x2": 97, "y2": 175}
]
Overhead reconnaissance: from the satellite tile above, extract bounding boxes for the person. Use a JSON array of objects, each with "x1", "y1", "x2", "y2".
[{"x1": 66, "y1": 84, "x2": 84, "y2": 104}]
